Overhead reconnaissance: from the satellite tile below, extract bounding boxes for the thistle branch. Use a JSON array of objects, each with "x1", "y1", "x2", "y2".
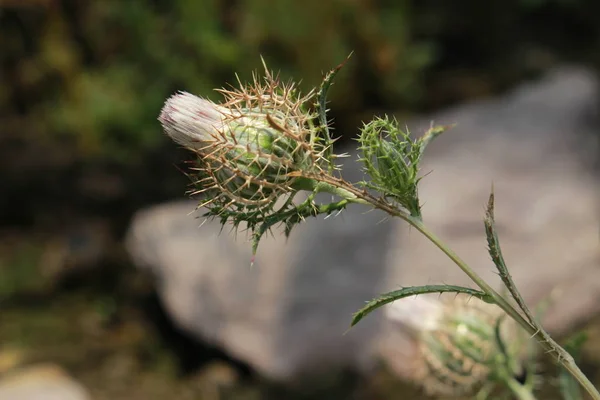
[{"x1": 334, "y1": 179, "x2": 599, "y2": 399}]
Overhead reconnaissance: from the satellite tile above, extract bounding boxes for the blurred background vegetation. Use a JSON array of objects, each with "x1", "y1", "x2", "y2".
[
  {"x1": 1, "y1": 0, "x2": 600, "y2": 398},
  {"x1": 3, "y1": 0, "x2": 600, "y2": 225}
]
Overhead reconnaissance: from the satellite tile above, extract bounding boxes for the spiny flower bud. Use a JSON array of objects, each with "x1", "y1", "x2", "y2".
[
  {"x1": 357, "y1": 117, "x2": 423, "y2": 218},
  {"x1": 387, "y1": 295, "x2": 525, "y2": 397},
  {"x1": 159, "y1": 68, "x2": 329, "y2": 213},
  {"x1": 357, "y1": 118, "x2": 448, "y2": 219}
]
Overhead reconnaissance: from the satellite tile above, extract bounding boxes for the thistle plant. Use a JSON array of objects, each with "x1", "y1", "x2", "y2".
[{"x1": 159, "y1": 57, "x2": 598, "y2": 399}]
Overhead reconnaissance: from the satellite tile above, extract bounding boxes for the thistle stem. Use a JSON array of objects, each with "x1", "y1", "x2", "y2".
[
  {"x1": 294, "y1": 178, "x2": 370, "y2": 205},
  {"x1": 404, "y1": 215, "x2": 531, "y2": 330}
]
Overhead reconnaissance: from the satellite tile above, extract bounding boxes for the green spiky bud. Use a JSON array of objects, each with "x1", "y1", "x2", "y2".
[
  {"x1": 357, "y1": 117, "x2": 448, "y2": 218},
  {"x1": 387, "y1": 295, "x2": 526, "y2": 397},
  {"x1": 159, "y1": 69, "x2": 328, "y2": 214},
  {"x1": 357, "y1": 117, "x2": 422, "y2": 217}
]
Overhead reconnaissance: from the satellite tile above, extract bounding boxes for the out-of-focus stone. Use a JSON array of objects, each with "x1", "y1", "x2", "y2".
[
  {"x1": 126, "y1": 65, "x2": 599, "y2": 382},
  {"x1": 126, "y1": 194, "x2": 393, "y2": 380},
  {"x1": 0, "y1": 364, "x2": 91, "y2": 400}
]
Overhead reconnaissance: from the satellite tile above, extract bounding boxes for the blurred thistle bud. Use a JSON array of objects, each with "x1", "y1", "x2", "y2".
[
  {"x1": 387, "y1": 295, "x2": 527, "y2": 397},
  {"x1": 159, "y1": 66, "x2": 330, "y2": 213}
]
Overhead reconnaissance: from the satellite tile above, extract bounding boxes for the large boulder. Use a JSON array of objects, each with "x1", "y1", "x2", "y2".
[{"x1": 126, "y1": 66, "x2": 599, "y2": 381}]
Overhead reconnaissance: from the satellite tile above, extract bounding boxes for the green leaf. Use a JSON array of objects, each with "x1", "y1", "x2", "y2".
[{"x1": 350, "y1": 285, "x2": 493, "y2": 327}]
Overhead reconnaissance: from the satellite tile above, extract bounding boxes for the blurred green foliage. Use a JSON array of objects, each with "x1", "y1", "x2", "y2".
[
  {"x1": 0, "y1": 239, "x2": 46, "y2": 299},
  {"x1": 1, "y1": 0, "x2": 434, "y2": 162},
  {"x1": 1, "y1": 0, "x2": 599, "y2": 163}
]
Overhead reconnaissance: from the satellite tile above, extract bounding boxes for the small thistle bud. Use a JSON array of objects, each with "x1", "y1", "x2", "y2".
[
  {"x1": 159, "y1": 67, "x2": 329, "y2": 215},
  {"x1": 357, "y1": 117, "x2": 423, "y2": 217},
  {"x1": 387, "y1": 295, "x2": 526, "y2": 397},
  {"x1": 357, "y1": 117, "x2": 448, "y2": 218}
]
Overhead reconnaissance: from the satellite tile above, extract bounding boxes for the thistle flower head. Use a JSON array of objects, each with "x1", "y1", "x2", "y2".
[
  {"x1": 387, "y1": 295, "x2": 528, "y2": 397},
  {"x1": 159, "y1": 58, "x2": 355, "y2": 257},
  {"x1": 159, "y1": 65, "x2": 330, "y2": 216}
]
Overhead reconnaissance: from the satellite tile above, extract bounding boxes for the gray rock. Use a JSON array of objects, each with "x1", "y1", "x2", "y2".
[
  {"x1": 126, "y1": 196, "x2": 393, "y2": 380},
  {"x1": 126, "y1": 65, "x2": 599, "y2": 381},
  {"x1": 0, "y1": 364, "x2": 91, "y2": 400}
]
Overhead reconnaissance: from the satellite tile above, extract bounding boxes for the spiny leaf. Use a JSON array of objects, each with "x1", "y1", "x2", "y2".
[
  {"x1": 484, "y1": 189, "x2": 536, "y2": 326},
  {"x1": 350, "y1": 285, "x2": 493, "y2": 327},
  {"x1": 484, "y1": 189, "x2": 571, "y2": 365},
  {"x1": 315, "y1": 52, "x2": 352, "y2": 173}
]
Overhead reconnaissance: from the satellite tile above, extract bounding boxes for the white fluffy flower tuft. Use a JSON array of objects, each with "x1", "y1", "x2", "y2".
[{"x1": 159, "y1": 91, "x2": 229, "y2": 151}]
